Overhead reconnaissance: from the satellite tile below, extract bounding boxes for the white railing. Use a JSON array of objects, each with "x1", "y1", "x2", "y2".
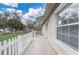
[{"x1": 0, "y1": 32, "x2": 33, "y2": 55}]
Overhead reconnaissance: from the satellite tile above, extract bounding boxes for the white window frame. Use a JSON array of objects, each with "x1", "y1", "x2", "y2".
[{"x1": 54, "y1": 3, "x2": 79, "y2": 50}]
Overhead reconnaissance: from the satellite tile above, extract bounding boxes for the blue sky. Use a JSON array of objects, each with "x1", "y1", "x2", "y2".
[
  {"x1": 0, "y1": 3, "x2": 46, "y2": 23},
  {"x1": 0, "y1": 3, "x2": 46, "y2": 13},
  {"x1": 16, "y1": 3, "x2": 46, "y2": 13},
  {"x1": 0, "y1": 3, "x2": 46, "y2": 25}
]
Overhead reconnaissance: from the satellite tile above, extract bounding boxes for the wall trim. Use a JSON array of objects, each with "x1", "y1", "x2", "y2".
[{"x1": 47, "y1": 39, "x2": 78, "y2": 55}]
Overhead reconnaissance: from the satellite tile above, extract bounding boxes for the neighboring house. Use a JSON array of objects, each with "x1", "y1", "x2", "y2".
[
  {"x1": 0, "y1": 12, "x2": 13, "y2": 32},
  {"x1": 0, "y1": 29, "x2": 4, "y2": 32},
  {"x1": 20, "y1": 16, "x2": 28, "y2": 25},
  {"x1": 41, "y1": 3, "x2": 79, "y2": 54},
  {"x1": 0, "y1": 12, "x2": 5, "y2": 28},
  {"x1": 36, "y1": 16, "x2": 44, "y2": 24},
  {"x1": 35, "y1": 16, "x2": 44, "y2": 31}
]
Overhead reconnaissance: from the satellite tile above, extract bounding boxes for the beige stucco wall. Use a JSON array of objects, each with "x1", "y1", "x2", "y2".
[
  {"x1": 42, "y1": 3, "x2": 66, "y2": 40},
  {"x1": 42, "y1": 22, "x2": 48, "y2": 38},
  {"x1": 42, "y1": 3, "x2": 78, "y2": 55},
  {"x1": 42, "y1": 12, "x2": 57, "y2": 41}
]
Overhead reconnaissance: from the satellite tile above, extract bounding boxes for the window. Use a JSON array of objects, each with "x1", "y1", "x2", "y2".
[
  {"x1": 57, "y1": 27, "x2": 62, "y2": 40},
  {"x1": 45, "y1": 21, "x2": 48, "y2": 32},
  {"x1": 62, "y1": 26, "x2": 68, "y2": 43},
  {"x1": 69, "y1": 25, "x2": 78, "y2": 49},
  {"x1": 57, "y1": 4, "x2": 79, "y2": 50}
]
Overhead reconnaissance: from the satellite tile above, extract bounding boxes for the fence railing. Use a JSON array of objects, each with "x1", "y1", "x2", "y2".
[{"x1": 0, "y1": 32, "x2": 33, "y2": 55}]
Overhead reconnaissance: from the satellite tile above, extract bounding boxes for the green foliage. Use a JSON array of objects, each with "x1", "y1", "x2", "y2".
[
  {"x1": 0, "y1": 32, "x2": 24, "y2": 41},
  {"x1": 27, "y1": 23, "x2": 34, "y2": 29},
  {"x1": 7, "y1": 19, "x2": 25, "y2": 31}
]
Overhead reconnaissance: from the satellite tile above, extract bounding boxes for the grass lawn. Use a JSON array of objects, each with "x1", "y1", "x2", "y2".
[{"x1": 0, "y1": 32, "x2": 24, "y2": 41}]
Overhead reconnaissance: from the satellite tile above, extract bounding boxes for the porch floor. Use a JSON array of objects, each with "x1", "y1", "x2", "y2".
[{"x1": 23, "y1": 34, "x2": 57, "y2": 55}]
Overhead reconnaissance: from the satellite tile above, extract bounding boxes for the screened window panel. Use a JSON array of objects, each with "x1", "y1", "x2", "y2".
[
  {"x1": 69, "y1": 25, "x2": 78, "y2": 49},
  {"x1": 62, "y1": 35, "x2": 68, "y2": 43},
  {"x1": 62, "y1": 26, "x2": 68, "y2": 35},
  {"x1": 61, "y1": 20, "x2": 68, "y2": 25},
  {"x1": 62, "y1": 26, "x2": 68, "y2": 43},
  {"x1": 57, "y1": 27, "x2": 59, "y2": 39},
  {"x1": 56, "y1": 4, "x2": 79, "y2": 50},
  {"x1": 69, "y1": 18, "x2": 79, "y2": 24},
  {"x1": 57, "y1": 27, "x2": 62, "y2": 40},
  {"x1": 69, "y1": 25, "x2": 78, "y2": 36},
  {"x1": 69, "y1": 36, "x2": 78, "y2": 49},
  {"x1": 58, "y1": 27, "x2": 61, "y2": 33},
  {"x1": 57, "y1": 33, "x2": 62, "y2": 40}
]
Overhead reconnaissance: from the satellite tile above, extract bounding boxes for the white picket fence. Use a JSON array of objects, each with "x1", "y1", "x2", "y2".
[{"x1": 0, "y1": 32, "x2": 33, "y2": 55}]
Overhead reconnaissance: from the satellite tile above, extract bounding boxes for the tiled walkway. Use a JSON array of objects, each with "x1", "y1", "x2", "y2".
[{"x1": 23, "y1": 35, "x2": 57, "y2": 55}]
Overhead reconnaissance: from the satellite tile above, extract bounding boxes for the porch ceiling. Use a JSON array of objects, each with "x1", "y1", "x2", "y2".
[{"x1": 41, "y1": 3, "x2": 60, "y2": 25}]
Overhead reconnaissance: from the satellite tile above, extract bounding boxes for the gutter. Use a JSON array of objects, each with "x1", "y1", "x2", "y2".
[{"x1": 41, "y1": 3, "x2": 60, "y2": 26}]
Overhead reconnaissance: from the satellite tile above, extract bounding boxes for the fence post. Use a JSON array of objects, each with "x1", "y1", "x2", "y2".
[
  {"x1": 17, "y1": 35, "x2": 22, "y2": 55},
  {"x1": 0, "y1": 42, "x2": 1, "y2": 55},
  {"x1": 17, "y1": 36, "x2": 19, "y2": 54},
  {"x1": 14, "y1": 37, "x2": 18, "y2": 55},
  {"x1": 21, "y1": 35, "x2": 23, "y2": 54},
  {"x1": 12, "y1": 38, "x2": 15, "y2": 55},
  {"x1": 9, "y1": 39, "x2": 11, "y2": 55},
  {"x1": 4, "y1": 40, "x2": 7, "y2": 55}
]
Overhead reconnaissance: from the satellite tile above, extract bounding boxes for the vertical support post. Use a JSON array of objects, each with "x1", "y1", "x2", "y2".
[
  {"x1": 12, "y1": 38, "x2": 15, "y2": 55},
  {"x1": 21, "y1": 36, "x2": 24, "y2": 53},
  {"x1": 32, "y1": 30, "x2": 34, "y2": 37},
  {"x1": 19, "y1": 36, "x2": 22, "y2": 55},
  {"x1": 4, "y1": 40, "x2": 7, "y2": 55},
  {"x1": 15, "y1": 37, "x2": 18, "y2": 55},
  {"x1": 17, "y1": 41, "x2": 19, "y2": 55},
  {"x1": 0, "y1": 42, "x2": 1, "y2": 55},
  {"x1": 17, "y1": 36, "x2": 20, "y2": 55},
  {"x1": 9, "y1": 39, "x2": 11, "y2": 55},
  {"x1": 32, "y1": 21, "x2": 34, "y2": 37}
]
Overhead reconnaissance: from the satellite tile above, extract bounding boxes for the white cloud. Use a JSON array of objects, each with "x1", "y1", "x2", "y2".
[
  {"x1": 22, "y1": 13, "x2": 29, "y2": 19},
  {"x1": 20, "y1": 7, "x2": 45, "y2": 25},
  {"x1": 0, "y1": 11, "x2": 4, "y2": 16},
  {"x1": 16, "y1": 10, "x2": 23, "y2": 17},
  {"x1": 1, "y1": 6, "x2": 45, "y2": 25},
  {"x1": 21, "y1": 13, "x2": 29, "y2": 25},
  {"x1": 28, "y1": 7, "x2": 45, "y2": 17},
  {"x1": 21, "y1": 19, "x2": 27, "y2": 25},
  {"x1": 6, "y1": 8, "x2": 15, "y2": 13},
  {"x1": 16, "y1": 10, "x2": 23, "y2": 14},
  {"x1": 0, "y1": 11, "x2": 4, "y2": 14},
  {"x1": 22, "y1": 7, "x2": 45, "y2": 20},
  {"x1": 6, "y1": 8, "x2": 23, "y2": 17},
  {"x1": 2, "y1": 3, "x2": 18, "y2": 7}
]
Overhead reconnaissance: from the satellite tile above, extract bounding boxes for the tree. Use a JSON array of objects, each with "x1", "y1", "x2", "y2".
[
  {"x1": 7, "y1": 18, "x2": 25, "y2": 31},
  {"x1": 27, "y1": 23, "x2": 34, "y2": 29}
]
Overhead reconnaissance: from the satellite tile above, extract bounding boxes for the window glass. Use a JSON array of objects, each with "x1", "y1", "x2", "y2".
[
  {"x1": 69, "y1": 25, "x2": 78, "y2": 49},
  {"x1": 57, "y1": 4, "x2": 79, "y2": 50},
  {"x1": 57, "y1": 27, "x2": 62, "y2": 40},
  {"x1": 69, "y1": 25, "x2": 78, "y2": 36},
  {"x1": 57, "y1": 4, "x2": 79, "y2": 25},
  {"x1": 45, "y1": 21, "x2": 48, "y2": 32},
  {"x1": 62, "y1": 26, "x2": 68, "y2": 43},
  {"x1": 69, "y1": 36, "x2": 78, "y2": 49}
]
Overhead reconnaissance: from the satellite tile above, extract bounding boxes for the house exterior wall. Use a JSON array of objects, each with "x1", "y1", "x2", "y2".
[
  {"x1": 42, "y1": 22, "x2": 48, "y2": 38},
  {"x1": 42, "y1": 3, "x2": 79, "y2": 55}
]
